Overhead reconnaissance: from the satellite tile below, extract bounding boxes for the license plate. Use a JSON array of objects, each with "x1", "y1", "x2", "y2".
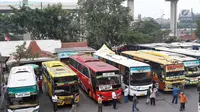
[
  {"x1": 15, "y1": 92, "x2": 30, "y2": 98},
  {"x1": 140, "y1": 94, "x2": 145, "y2": 96}
]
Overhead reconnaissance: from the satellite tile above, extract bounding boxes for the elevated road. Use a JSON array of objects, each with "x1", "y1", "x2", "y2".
[{"x1": 0, "y1": 1, "x2": 78, "y2": 13}]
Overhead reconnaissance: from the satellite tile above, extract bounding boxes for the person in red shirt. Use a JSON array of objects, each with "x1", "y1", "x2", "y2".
[
  {"x1": 179, "y1": 92, "x2": 187, "y2": 111},
  {"x1": 38, "y1": 77, "x2": 43, "y2": 94}
]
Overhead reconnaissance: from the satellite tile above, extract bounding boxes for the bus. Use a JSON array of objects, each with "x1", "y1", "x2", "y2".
[
  {"x1": 42, "y1": 61, "x2": 79, "y2": 106},
  {"x1": 121, "y1": 51, "x2": 185, "y2": 91},
  {"x1": 69, "y1": 54, "x2": 122, "y2": 102},
  {"x1": 7, "y1": 66, "x2": 39, "y2": 112},
  {"x1": 155, "y1": 47, "x2": 200, "y2": 60},
  {"x1": 140, "y1": 50, "x2": 200, "y2": 85},
  {"x1": 94, "y1": 45, "x2": 152, "y2": 96}
]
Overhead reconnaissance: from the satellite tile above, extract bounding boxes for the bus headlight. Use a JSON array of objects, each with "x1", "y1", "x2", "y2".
[{"x1": 130, "y1": 86, "x2": 138, "y2": 91}]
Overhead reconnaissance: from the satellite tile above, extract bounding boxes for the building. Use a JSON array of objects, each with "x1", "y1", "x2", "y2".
[{"x1": 55, "y1": 42, "x2": 96, "y2": 64}]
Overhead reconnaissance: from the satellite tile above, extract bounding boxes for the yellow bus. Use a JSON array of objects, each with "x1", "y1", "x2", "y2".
[
  {"x1": 42, "y1": 61, "x2": 79, "y2": 106},
  {"x1": 121, "y1": 51, "x2": 185, "y2": 91}
]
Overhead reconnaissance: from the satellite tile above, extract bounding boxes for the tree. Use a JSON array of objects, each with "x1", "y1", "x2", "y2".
[
  {"x1": 10, "y1": 4, "x2": 80, "y2": 41},
  {"x1": 196, "y1": 18, "x2": 200, "y2": 39},
  {"x1": 0, "y1": 13, "x2": 24, "y2": 41},
  {"x1": 132, "y1": 19, "x2": 170, "y2": 43},
  {"x1": 78, "y1": 0, "x2": 132, "y2": 49},
  {"x1": 10, "y1": 42, "x2": 38, "y2": 66}
]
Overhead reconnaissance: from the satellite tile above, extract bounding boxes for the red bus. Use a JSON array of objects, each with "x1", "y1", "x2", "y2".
[{"x1": 69, "y1": 54, "x2": 122, "y2": 101}]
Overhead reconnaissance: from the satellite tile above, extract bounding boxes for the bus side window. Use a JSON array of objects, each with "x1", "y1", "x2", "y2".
[
  {"x1": 83, "y1": 67, "x2": 89, "y2": 78},
  {"x1": 44, "y1": 69, "x2": 50, "y2": 81}
]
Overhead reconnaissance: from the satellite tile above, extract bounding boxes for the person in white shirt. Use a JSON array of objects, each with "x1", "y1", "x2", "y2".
[
  {"x1": 124, "y1": 87, "x2": 129, "y2": 103},
  {"x1": 112, "y1": 91, "x2": 117, "y2": 109},
  {"x1": 98, "y1": 95, "x2": 103, "y2": 112},
  {"x1": 52, "y1": 93, "x2": 58, "y2": 112}
]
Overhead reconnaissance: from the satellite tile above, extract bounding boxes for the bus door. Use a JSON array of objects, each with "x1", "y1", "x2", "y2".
[{"x1": 152, "y1": 64, "x2": 165, "y2": 90}]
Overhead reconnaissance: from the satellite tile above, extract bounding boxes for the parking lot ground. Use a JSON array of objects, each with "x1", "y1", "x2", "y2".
[{"x1": 40, "y1": 86, "x2": 198, "y2": 112}]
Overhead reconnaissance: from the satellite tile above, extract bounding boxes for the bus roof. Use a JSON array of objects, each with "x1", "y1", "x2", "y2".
[
  {"x1": 42, "y1": 61, "x2": 76, "y2": 77},
  {"x1": 122, "y1": 51, "x2": 182, "y2": 65},
  {"x1": 155, "y1": 47, "x2": 200, "y2": 57},
  {"x1": 70, "y1": 54, "x2": 119, "y2": 72},
  {"x1": 140, "y1": 50, "x2": 197, "y2": 62},
  {"x1": 94, "y1": 52, "x2": 150, "y2": 68},
  {"x1": 7, "y1": 66, "x2": 36, "y2": 88}
]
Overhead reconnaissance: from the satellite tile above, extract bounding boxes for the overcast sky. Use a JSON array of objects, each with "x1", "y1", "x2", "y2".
[{"x1": 3, "y1": 0, "x2": 200, "y2": 18}]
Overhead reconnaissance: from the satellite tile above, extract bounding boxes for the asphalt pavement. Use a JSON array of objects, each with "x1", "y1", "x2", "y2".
[{"x1": 40, "y1": 86, "x2": 198, "y2": 112}]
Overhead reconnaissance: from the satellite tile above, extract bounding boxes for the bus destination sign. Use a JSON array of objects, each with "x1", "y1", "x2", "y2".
[
  {"x1": 130, "y1": 67, "x2": 151, "y2": 73},
  {"x1": 166, "y1": 64, "x2": 184, "y2": 72}
]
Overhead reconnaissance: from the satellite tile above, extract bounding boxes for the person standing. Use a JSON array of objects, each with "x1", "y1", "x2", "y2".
[
  {"x1": 150, "y1": 88, "x2": 156, "y2": 106},
  {"x1": 124, "y1": 87, "x2": 129, "y2": 103},
  {"x1": 38, "y1": 79, "x2": 43, "y2": 95},
  {"x1": 98, "y1": 95, "x2": 103, "y2": 112},
  {"x1": 172, "y1": 86, "x2": 179, "y2": 104},
  {"x1": 112, "y1": 91, "x2": 117, "y2": 109},
  {"x1": 179, "y1": 92, "x2": 187, "y2": 111},
  {"x1": 146, "y1": 86, "x2": 151, "y2": 104},
  {"x1": 132, "y1": 94, "x2": 139, "y2": 112},
  {"x1": 52, "y1": 93, "x2": 58, "y2": 112}
]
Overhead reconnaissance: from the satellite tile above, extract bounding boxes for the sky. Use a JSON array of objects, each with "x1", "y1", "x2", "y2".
[{"x1": 2, "y1": 0, "x2": 200, "y2": 19}]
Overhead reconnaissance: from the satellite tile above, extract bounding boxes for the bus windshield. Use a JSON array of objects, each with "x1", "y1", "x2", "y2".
[
  {"x1": 130, "y1": 72, "x2": 152, "y2": 86},
  {"x1": 166, "y1": 71, "x2": 184, "y2": 77},
  {"x1": 54, "y1": 76, "x2": 79, "y2": 96},
  {"x1": 96, "y1": 72, "x2": 121, "y2": 91},
  {"x1": 185, "y1": 66, "x2": 200, "y2": 76},
  {"x1": 54, "y1": 84, "x2": 79, "y2": 96},
  {"x1": 54, "y1": 76, "x2": 78, "y2": 84}
]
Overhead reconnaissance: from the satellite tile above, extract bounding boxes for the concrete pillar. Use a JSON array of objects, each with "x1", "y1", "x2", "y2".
[
  {"x1": 23, "y1": 33, "x2": 31, "y2": 40},
  {"x1": 170, "y1": 0, "x2": 178, "y2": 37},
  {"x1": 127, "y1": 0, "x2": 134, "y2": 20},
  {"x1": 22, "y1": 0, "x2": 28, "y2": 5},
  {"x1": 166, "y1": 0, "x2": 178, "y2": 36}
]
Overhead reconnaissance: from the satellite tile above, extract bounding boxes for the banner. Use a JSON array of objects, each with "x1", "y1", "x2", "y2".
[{"x1": 166, "y1": 64, "x2": 184, "y2": 72}]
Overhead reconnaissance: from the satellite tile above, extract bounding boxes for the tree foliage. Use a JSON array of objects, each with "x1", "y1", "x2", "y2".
[
  {"x1": 196, "y1": 18, "x2": 200, "y2": 38},
  {"x1": 9, "y1": 4, "x2": 80, "y2": 41},
  {"x1": 10, "y1": 42, "x2": 39, "y2": 66},
  {"x1": 132, "y1": 19, "x2": 170, "y2": 43},
  {"x1": 78, "y1": 0, "x2": 132, "y2": 48}
]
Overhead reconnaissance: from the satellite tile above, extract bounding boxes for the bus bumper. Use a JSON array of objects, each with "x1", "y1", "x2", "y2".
[
  {"x1": 185, "y1": 76, "x2": 200, "y2": 85},
  {"x1": 57, "y1": 95, "x2": 80, "y2": 106},
  {"x1": 164, "y1": 80, "x2": 185, "y2": 91},
  {"x1": 129, "y1": 84, "x2": 153, "y2": 96},
  {"x1": 7, "y1": 106, "x2": 39, "y2": 112}
]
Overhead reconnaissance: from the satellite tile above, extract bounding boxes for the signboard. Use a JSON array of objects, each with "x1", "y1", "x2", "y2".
[
  {"x1": 15, "y1": 92, "x2": 30, "y2": 98},
  {"x1": 184, "y1": 60, "x2": 200, "y2": 67},
  {"x1": 103, "y1": 72, "x2": 115, "y2": 77},
  {"x1": 166, "y1": 64, "x2": 184, "y2": 72},
  {"x1": 99, "y1": 85, "x2": 112, "y2": 91},
  {"x1": 179, "y1": 9, "x2": 193, "y2": 22},
  {"x1": 130, "y1": 67, "x2": 151, "y2": 73},
  {"x1": 58, "y1": 51, "x2": 79, "y2": 59}
]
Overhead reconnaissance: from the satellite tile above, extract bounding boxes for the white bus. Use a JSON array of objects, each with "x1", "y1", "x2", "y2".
[
  {"x1": 143, "y1": 50, "x2": 200, "y2": 85},
  {"x1": 94, "y1": 45, "x2": 152, "y2": 96},
  {"x1": 7, "y1": 66, "x2": 39, "y2": 112}
]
